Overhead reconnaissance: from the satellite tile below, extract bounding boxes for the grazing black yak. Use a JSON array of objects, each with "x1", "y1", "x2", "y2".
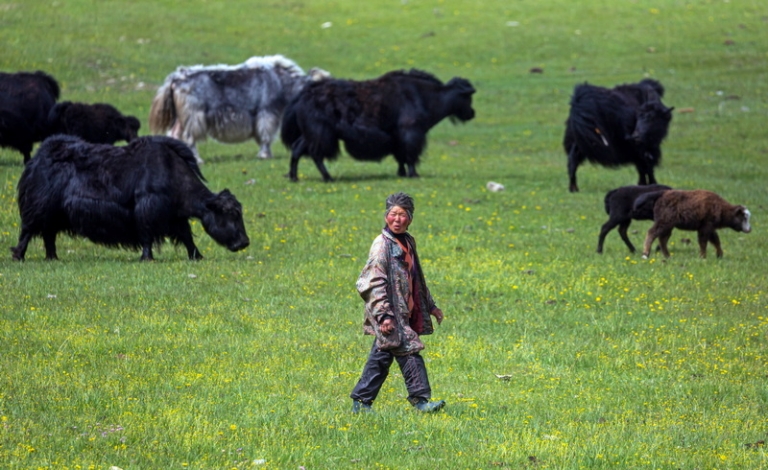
[
  {"x1": 11, "y1": 135, "x2": 250, "y2": 261},
  {"x1": 47, "y1": 101, "x2": 140, "y2": 145},
  {"x1": 281, "y1": 68, "x2": 476, "y2": 182},
  {"x1": 637, "y1": 189, "x2": 751, "y2": 259},
  {"x1": 563, "y1": 78, "x2": 674, "y2": 192},
  {"x1": 597, "y1": 184, "x2": 672, "y2": 254},
  {"x1": 0, "y1": 70, "x2": 60, "y2": 163}
]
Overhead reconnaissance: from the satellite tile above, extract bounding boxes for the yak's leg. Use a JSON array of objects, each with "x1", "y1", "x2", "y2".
[
  {"x1": 657, "y1": 231, "x2": 673, "y2": 258},
  {"x1": 135, "y1": 195, "x2": 168, "y2": 261},
  {"x1": 257, "y1": 143, "x2": 272, "y2": 160},
  {"x1": 42, "y1": 231, "x2": 58, "y2": 260},
  {"x1": 255, "y1": 112, "x2": 277, "y2": 159},
  {"x1": 617, "y1": 221, "x2": 636, "y2": 253},
  {"x1": 189, "y1": 144, "x2": 203, "y2": 165},
  {"x1": 178, "y1": 122, "x2": 203, "y2": 164},
  {"x1": 19, "y1": 142, "x2": 34, "y2": 164},
  {"x1": 140, "y1": 244, "x2": 154, "y2": 261},
  {"x1": 695, "y1": 231, "x2": 709, "y2": 259},
  {"x1": 397, "y1": 161, "x2": 407, "y2": 178},
  {"x1": 396, "y1": 130, "x2": 424, "y2": 178},
  {"x1": 169, "y1": 120, "x2": 183, "y2": 140},
  {"x1": 312, "y1": 156, "x2": 334, "y2": 182},
  {"x1": 288, "y1": 138, "x2": 306, "y2": 182},
  {"x1": 174, "y1": 219, "x2": 203, "y2": 260},
  {"x1": 567, "y1": 145, "x2": 581, "y2": 192},
  {"x1": 636, "y1": 157, "x2": 658, "y2": 186},
  {"x1": 646, "y1": 166, "x2": 657, "y2": 185},
  {"x1": 10, "y1": 229, "x2": 34, "y2": 261},
  {"x1": 642, "y1": 224, "x2": 662, "y2": 258},
  {"x1": 695, "y1": 230, "x2": 718, "y2": 259},
  {"x1": 597, "y1": 219, "x2": 619, "y2": 254},
  {"x1": 636, "y1": 166, "x2": 649, "y2": 186},
  {"x1": 709, "y1": 231, "x2": 723, "y2": 258}
]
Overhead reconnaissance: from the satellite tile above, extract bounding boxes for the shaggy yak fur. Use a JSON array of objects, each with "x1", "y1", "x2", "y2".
[
  {"x1": 149, "y1": 55, "x2": 330, "y2": 163},
  {"x1": 597, "y1": 184, "x2": 672, "y2": 254},
  {"x1": 563, "y1": 78, "x2": 674, "y2": 192},
  {"x1": 11, "y1": 135, "x2": 250, "y2": 261},
  {"x1": 0, "y1": 70, "x2": 60, "y2": 163},
  {"x1": 635, "y1": 189, "x2": 752, "y2": 259},
  {"x1": 47, "y1": 101, "x2": 140, "y2": 145},
  {"x1": 281, "y1": 68, "x2": 476, "y2": 182}
]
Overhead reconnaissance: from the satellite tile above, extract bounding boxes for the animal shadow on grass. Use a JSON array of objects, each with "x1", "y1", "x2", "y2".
[
  {"x1": 284, "y1": 169, "x2": 425, "y2": 183},
  {"x1": 0, "y1": 157, "x2": 24, "y2": 167},
  {"x1": 200, "y1": 153, "x2": 249, "y2": 164}
]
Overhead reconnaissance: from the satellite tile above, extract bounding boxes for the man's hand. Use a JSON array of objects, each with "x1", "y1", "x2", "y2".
[
  {"x1": 380, "y1": 317, "x2": 395, "y2": 335},
  {"x1": 431, "y1": 308, "x2": 444, "y2": 325}
]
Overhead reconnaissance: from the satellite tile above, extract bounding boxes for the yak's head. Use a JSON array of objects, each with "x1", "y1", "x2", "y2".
[
  {"x1": 201, "y1": 189, "x2": 250, "y2": 252},
  {"x1": 445, "y1": 77, "x2": 476, "y2": 123},
  {"x1": 732, "y1": 206, "x2": 752, "y2": 233},
  {"x1": 631, "y1": 100, "x2": 674, "y2": 148},
  {"x1": 122, "y1": 116, "x2": 141, "y2": 142},
  {"x1": 307, "y1": 67, "x2": 332, "y2": 82}
]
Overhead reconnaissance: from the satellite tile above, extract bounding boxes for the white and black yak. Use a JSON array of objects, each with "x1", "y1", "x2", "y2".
[
  {"x1": 47, "y1": 101, "x2": 140, "y2": 145},
  {"x1": 597, "y1": 184, "x2": 672, "y2": 254},
  {"x1": 563, "y1": 79, "x2": 674, "y2": 192},
  {"x1": 281, "y1": 68, "x2": 476, "y2": 182},
  {"x1": 0, "y1": 70, "x2": 60, "y2": 163},
  {"x1": 635, "y1": 189, "x2": 751, "y2": 259},
  {"x1": 148, "y1": 54, "x2": 330, "y2": 163},
  {"x1": 11, "y1": 135, "x2": 250, "y2": 261}
]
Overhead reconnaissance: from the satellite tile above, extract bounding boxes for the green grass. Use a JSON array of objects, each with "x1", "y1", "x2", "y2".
[{"x1": 1, "y1": 0, "x2": 767, "y2": 468}]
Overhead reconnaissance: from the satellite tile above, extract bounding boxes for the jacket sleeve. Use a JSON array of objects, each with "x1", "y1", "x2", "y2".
[
  {"x1": 411, "y1": 236, "x2": 437, "y2": 313},
  {"x1": 356, "y1": 236, "x2": 392, "y2": 324}
]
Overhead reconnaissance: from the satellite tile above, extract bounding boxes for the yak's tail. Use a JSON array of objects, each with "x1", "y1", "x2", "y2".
[
  {"x1": 149, "y1": 78, "x2": 177, "y2": 135},
  {"x1": 603, "y1": 188, "x2": 618, "y2": 215},
  {"x1": 280, "y1": 99, "x2": 302, "y2": 149}
]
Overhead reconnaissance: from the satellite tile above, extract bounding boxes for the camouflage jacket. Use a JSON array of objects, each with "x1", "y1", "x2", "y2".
[{"x1": 356, "y1": 229, "x2": 436, "y2": 356}]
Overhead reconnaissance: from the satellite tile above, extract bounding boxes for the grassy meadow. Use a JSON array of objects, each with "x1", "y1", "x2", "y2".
[{"x1": 1, "y1": 0, "x2": 767, "y2": 468}]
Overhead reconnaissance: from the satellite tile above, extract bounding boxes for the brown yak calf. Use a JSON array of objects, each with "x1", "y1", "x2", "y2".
[{"x1": 639, "y1": 189, "x2": 751, "y2": 259}]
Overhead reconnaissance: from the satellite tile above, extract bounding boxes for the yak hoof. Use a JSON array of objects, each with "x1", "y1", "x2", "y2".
[
  {"x1": 10, "y1": 247, "x2": 23, "y2": 261},
  {"x1": 642, "y1": 254, "x2": 649, "y2": 259}
]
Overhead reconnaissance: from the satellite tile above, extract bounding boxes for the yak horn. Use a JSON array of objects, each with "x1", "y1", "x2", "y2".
[{"x1": 595, "y1": 128, "x2": 609, "y2": 146}]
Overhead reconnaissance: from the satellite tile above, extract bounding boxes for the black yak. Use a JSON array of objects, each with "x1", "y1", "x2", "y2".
[
  {"x1": 11, "y1": 135, "x2": 250, "y2": 261},
  {"x1": 563, "y1": 78, "x2": 674, "y2": 192},
  {"x1": 0, "y1": 70, "x2": 60, "y2": 163},
  {"x1": 149, "y1": 55, "x2": 330, "y2": 163},
  {"x1": 637, "y1": 189, "x2": 751, "y2": 259},
  {"x1": 281, "y1": 68, "x2": 476, "y2": 182},
  {"x1": 47, "y1": 101, "x2": 140, "y2": 145},
  {"x1": 597, "y1": 184, "x2": 672, "y2": 253}
]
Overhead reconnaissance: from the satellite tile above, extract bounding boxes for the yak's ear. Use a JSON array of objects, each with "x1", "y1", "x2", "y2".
[
  {"x1": 127, "y1": 116, "x2": 141, "y2": 131},
  {"x1": 666, "y1": 106, "x2": 675, "y2": 115},
  {"x1": 211, "y1": 189, "x2": 242, "y2": 215},
  {"x1": 447, "y1": 77, "x2": 475, "y2": 95}
]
